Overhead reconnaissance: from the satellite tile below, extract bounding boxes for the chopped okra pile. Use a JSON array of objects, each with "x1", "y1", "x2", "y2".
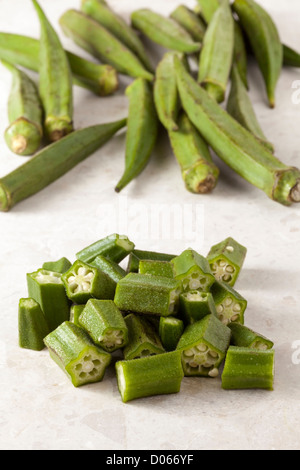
[
  {"x1": 1, "y1": 0, "x2": 300, "y2": 212},
  {"x1": 19, "y1": 234, "x2": 275, "y2": 403}
]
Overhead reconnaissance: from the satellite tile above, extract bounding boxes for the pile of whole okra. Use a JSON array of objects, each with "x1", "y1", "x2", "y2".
[
  {"x1": 19, "y1": 234, "x2": 275, "y2": 402},
  {"x1": 0, "y1": 0, "x2": 300, "y2": 211}
]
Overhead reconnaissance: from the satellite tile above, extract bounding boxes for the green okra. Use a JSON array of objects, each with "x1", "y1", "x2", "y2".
[
  {"x1": 174, "y1": 56, "x2": 300, "y2": 206},
  {"x1": 168, "y1": 111, "x2": 220, "y2": 194},
  {"x1": 79, "y1": 299, "x2": 128, "y2": 352},
  {"x1": 171, "y1": 249, "x2": 215, "y2": 293},
  {"x1": 42, "y1": 257, "x2": 72, "y2": 274},
  {"x1": 207, "y1": 236, "x2": 247, "y2": 287},
  {"x1": 2, "y1": 60, "x2": 43, "y2": 156},
  {"x1": 76, "y1": 234, "x2": 135, "y2": 265},
  {"x1": 0, "y1": 32, "x2": 119, "y2": 96},
  {"x1": 227, "y1": 65, "x2": 274, "y2": 153},
  {"x1": 123, "y1": 313, "x2": 165, "y2": 360},
  {"x1": 177, "y1": 314, "x2": 231, "y2": 377},
  {"x1": 32, "y1": 0, "x2": 73, "y2": 142},
  {"x1": 221, "y1": 346, "x2": 275, "y2": 390},
  {"x1": 283, "y1": 44, "x2": 300, "y2": 67},
  {"x1": 127, "y1": 249, "x2": 176, "y2": 273},
  {"x1": 179, "y1": 290, "x2": 217, "y2": 325},
  {"x1": 27, "y1": 269, "x2": 70, "y2": 332},
  {"x1": 159, "y1": 316, "x2": 184, "y2": 352},
  {"x1": 114, "y1": 273, "x2": 182, "y2": 317},
  {"x1": 116, "y1": 350, "x2": 184, "y2": 403},
  {"x1": 196, "y1": 0, "x2": 220, "y2": 24},
  {"x1": 233, "y1": 20, "x2": 249, "y2": 90},
  {"x1": 139, "y1": 259, "x2": 174, "y2": 279},
  {"x1": 44, "y1": 321, "x2": 111, "y2": 387},
  {"x1": 70, "y1": 304, "x2": 85, "y2": 326},
  {"x1": 232, "y1": 0, "x2": 283, "y2": 108},
  {"x1": 81, "y1": 0, "x2": 153, "y2": 72},
  {"x1": 131, "y1": 9, "x2": 201, "y2": 54},
  {"x1": 0, "y1": 118, "x2": 126, "y2": 212},
  {"x1": 228, "y1": 323, "x2": 274, "y2": 350},
  {"x1": 198, "y1": 0, "x2": 234, "y2": 103},
  {"x1": 18, "y1": 298, "x2": 50, "y2": 351},
  {"x1": 210, "y1": 280, "x2": 247, "y2": 325},
  {"x1": 170, "y1": 5, "x2": 206, "y2": 43},
  {"x1": 90, "y1": 255, "x2": 126, "y2": 293},
  {"x1": 115, "y1": 78, "x2": 158, "y2": 193},
  {"x1": 59, "y1": 9, "x2": 154, "y2": 82}
]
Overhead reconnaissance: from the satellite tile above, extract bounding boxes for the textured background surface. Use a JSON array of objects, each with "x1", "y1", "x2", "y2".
[{"x1": 0, "y1": 0, "x2": 300, "y2": 450}]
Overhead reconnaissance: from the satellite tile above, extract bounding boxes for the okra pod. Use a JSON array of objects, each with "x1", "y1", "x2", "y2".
[
  {"x1": 0, "y1": 32, "x2": 119, "y2": 96},
  {"x1": 127, "y1": 249, "x2": 176, "y2": 273},
  {"x1": 123, "y1": 313, "x2": 165, "y2": 360},
  {"x1": 42, "y1": 257, "x2": 72, "y2": 274},
  {"x1": 76, "y1": 234, "x2": 135, "y2": 265},
  {"x1": 27, "y1": 269, "x2": 70, "y2": 332},
  {"x1": 221, "y1": 346, "x2": 275, "y2": 390},
  {"x1": 283, "y1": 44, "x2": 300, "y2": 68},
  {"x1": 18, "y1": 298, "x2": 50, "y2": 351},
  {"x1": 90, "y1": 255, "x2": 126, "y2": 293},
  {"x1": 139, "y1": 259, "x2": 174, "y2": 279},
  {"x1": 207, "y1": 237, "x2": 247, "y2": 287},
  {"x1": 233, "y1": 20, "x2": 249, "y2": 90},
  {"x1": 168, "y1": 111, "x2": 220, "y2": 194},
  {"x1": 81, "y1": 0, "x2": 153, "y2": 72},
  {"x1": 131, "y1": 9, "x2": 201, "y2": 54},
  {"x1": 174, "y1": 56, "x2": 300, "y2": 206},
  {"x1": 177, "y1": 314, "x2": 231, "y2": 377},
  {"x1": 114, "y1": 273, "x2": 182, "y2": 317},
  {"x1": 2, "y1": 60, "x2": 43, "y2": 156},
  {"x1": 228, "y1": 323, "x2": 274, "y2": 350},
  {"x1": 59, "y1": 9, "x2": 154, "y2": 82},
  {"x1": 0, "y1": 118, "x2": 126, "y2": 212},
  {"x1": 171, "y1": 249, "x2": 215, "y2": 293},
  {"x1": 196, "y1": 0, "x2": 220, "y2": 24},
  {"x1": 115, "y1": 78, "x2": 158, "y2": 193},
  {"x1": 159, "y1": 316, "x2": 184, "y2": 352},
  {"x1": 210, "y1": 280, "x2": 247, "y2": 325},
  {"x1": 32, "y1": 0, "x2": 73, "y2": 142},
  {"x1": 78, "y1": 299, "x2": 128, "y2": 352},
  {"x1": 70, "y1": 304, "x2": 85, "y2": 326},
  {"x1": 179, "y1": 290, "x2": 217, "y2": 325},
  {"x1": 116, "y1": 351, "x2": 184, "y2": 402},
  {"x1": 198, "y1": 0, "x2": 234, "y2": 103},
  {"x1": 44, "y1": 321, "x2": 111, "y2": 387},
  {"x1": 170, "y1": 5, "x2": 206, "y2": 43},
  {"x1": 232, "y1": 0, "x2": 283, "y2": 108}
]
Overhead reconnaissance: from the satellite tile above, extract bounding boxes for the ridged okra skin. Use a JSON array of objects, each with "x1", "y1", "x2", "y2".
[
  {"x1": 115, "y1": 351, "x2": 184, "y2": 402},
  {"x1": 18, "y1": 298, "x2": 50, "y2": 351},
  {"x1": 159, "y1": 316, "x2": 184, "y2": 352},
  {"x1": 78, "y1": 299, "x2": 128, "y2": 352},
  {"x1": 210, "y1": 280, "x2": 247, "y2": 325},
  {"x1": 76, "y1": 234, "x2": 135, "y2": 265},
  {"x1": 123, "y1": 313, "x2": 165, "y2": 360},
  {"x1": 127, "y1": 249, "x2": 176, "y2": 273},
  {"x1": 44, "y1": 321, "x2": 112, "y2": 387},
  {"x1": 114, "y1": 273, "x2": 182, "y2": 317},
  {"x1": 171, "y1": 249, "x2": 215, "y2": 292},
  {"x1": 59, "y1": 9, "x2": 154, "y2": 82},
  {"x1": 90, "y1": 255, "x2": 126, "y2": 293},
  {"x1": 139, "y1": 259, "x2": 174, "y2": 279},
  {"x1": 70, "y1": 304, "x2": 85, "y2": 326},
  {"x1": 2, "y1": 60, "x2": 43, "y2": 156},
  {"x1": 196, "y1": 0, "x2": 220, "y2": 24},
  {"x1": 228, "y1": 323, "x2": 274, "y2": 350},
  {"x1": 179, "y1": 290, "x2": 217, "y2": 325},
  {"x1": 233, "y1": 20, "x2": 249, "y2": 90},
  {"x1": 42, "y1": 257, "x2": 72, "y2": 274},
  {"x1": 207, "y1": 236, "x2": 247, "y2": 287},
  {"x1": 27, "y1": 270, "x2": 70, "y2": 332},
  {"x1": 177, "y1": 314, "x2": 231, "y2": 377},
  {"x1": 170, "y1": 5, "x2": 206, "y2": 43},
  {"x1": 283, "y1": 44, "x2": 300, "y2": 67},
  {"x1": 221, "y1": 346, "x2": 275, "y2": 390}
]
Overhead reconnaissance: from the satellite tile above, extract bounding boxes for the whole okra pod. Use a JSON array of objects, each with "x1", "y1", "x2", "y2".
[
  {"x1": 170, "y1": 5, "x2": 206, "y2": 43},
  {"x1": 196, "y1": 0, "x2": 221, "y2": 24}
]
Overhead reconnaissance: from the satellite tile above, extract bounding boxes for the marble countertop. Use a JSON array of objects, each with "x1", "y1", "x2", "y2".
[{"x1": 0, "y1": 0, "x2": 300, "y2": 451}]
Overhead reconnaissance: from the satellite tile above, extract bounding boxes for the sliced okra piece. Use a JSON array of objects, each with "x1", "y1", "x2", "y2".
[
  {"x1": 114, "y1": 273, "x2": 182, "y2": 317},
  {"x1": 221, "y1": 346, "x2": 275, "y2": 390},
  {"x1": 210, "y1": 280, "x2": 247, "y2": 325},
  {"x1": 70, "y1": 304, "x2": 85, "y2": 326},
  {"x1": 139, "y1": 259, "x2": 174, "y2": 279},
  {"x1": 27, "y1": 269, "x2": 70, "y2": 332},
  {"x1": 127, "y1": 249, "x2": 176, "y2": 273},
  {"x1": 91, "y1": 254, "x2": 126, "y2": 287},
  {"x1": 179, "y1": 290, "x2": 217, "y2": 325},
  {"x1": 79, "y1": 299, "x2": 128, "y2": 353},
  {"x1": 177, "y1": 314, "x2": 231, "y2": 377},
  {"x1": 228, "y1": 323, "x2": 274, "y2": 351},
  {"x1": 159, "y1": 316, "x2": 184, "y2": 352},
  {"x1": 62, "y1": 260, "x2": 115, "y2": 304},
  {"x1": 44, "y1": 321, "x2": 111, "y2": 387},
  {"x1": 76, "y1": 234, "x2": 135, "y2": 265},
  {"x1": 123, "y1": 313, "x2": 165, "y2": 360},
  {"x1": 171, "y1": 248, "x2": 215, "y2": 292},
  {"x1": 18, "y1": 298, "x2": 50, "y2": 351},
  {"x1": 207, "y1": 236, "x2": 247, "y2": 287},
  {"x1": 170, "y1": 5, "x2": 206, "y2": 43},
  {"x1": 116, "y1": 350, "x2": 184, "y2": 403},
  {"x1": 42, "y1": 257, "x2": 72, "y2": 274}
]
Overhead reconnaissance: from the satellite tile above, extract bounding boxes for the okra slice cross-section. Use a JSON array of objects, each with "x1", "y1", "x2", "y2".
[
  {"x1": 44, "y1": 321, "x2": 111, "y2": 387},
  {"x1": 123, "y1": 313, "x2": 165, "y2": 360},
  {"x1": 171, "y1": 248, "x2": 215, "y2": 292},
  {"x1": 179, "y1": 290, "x2": 217, "y2": 324},
  {"x1": 207, "y1": 237, "x2": 247, "y2": 287},
  {"x1": 228, "y1": 323, "x2": 274, "y2": 351},
  {"x1": 210, "y1": 280, "x2": 247, "y2": 325}
]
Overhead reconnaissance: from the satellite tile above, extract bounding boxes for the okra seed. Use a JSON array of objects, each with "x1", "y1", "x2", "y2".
[
  {"x1": 222, "y1": 274, "x2": 232, "y2": 282},
  {"x1": 189, "y1": 279, "x2": 201, "y2": 290},
  {"x1": 184, "y1": 349, "x2": 194, "y2": 357},
  {"x1": 224, "y1": 297, "x2": 233, "y2": 307},
  {"x1": 197, "y1": 344, "x2": 208, "y2": 352},
  {"x1": 77, "y1": 267, "x2": 87, "y2": 276},
  {"x1": 218, "y1": 260, "x2": 226, "y2": 267},
  {"x1": 226, "y1": 265, "x2": 235, "y2": 273},
  {"x1": 216, "y1": 305, "x2": 224, "y2": 314},
  {"x1": 230, "y1": 314, "x2": 239, "y2": 322},
  {"x1": 208, "y1": 368, "x2": 219, "y2": 378},
  {"x1": 233, "y1": 303, "x2": 242, "y2": 312},
  {"x1": 226, "y1": 246, "x2": 234, "y2": 253}
]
